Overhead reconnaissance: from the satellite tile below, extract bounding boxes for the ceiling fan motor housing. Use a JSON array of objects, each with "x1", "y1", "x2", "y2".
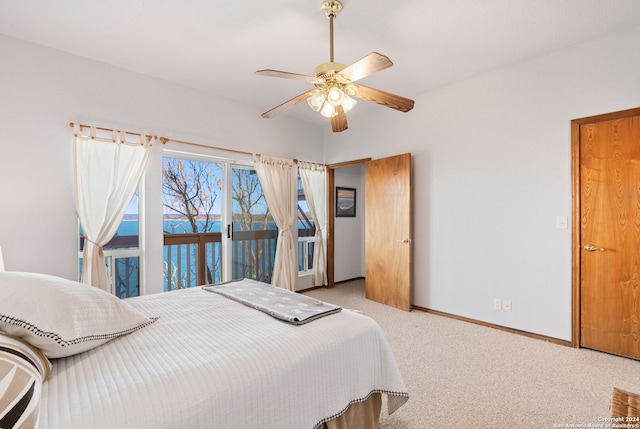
[{"x1": 313, "y1": 61, "x2": 346, "y2": 77}]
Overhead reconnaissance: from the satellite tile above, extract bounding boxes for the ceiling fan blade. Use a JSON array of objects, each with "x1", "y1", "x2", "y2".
[
  {"x1": 255, "y1": 69, "x2": 319, "y2": 83},
  {"x1": 339, "y1": 52, "x2": 393, "y2": 82},
  {"x1": 261, "y1": 91, "x2": 313, "y2": 118},
  {"x1": 330, "y1": 105, "x2": 348, "y2": 132},
  {"x1": 353, "y1": 84, "x2": 415, "y2": 112}
]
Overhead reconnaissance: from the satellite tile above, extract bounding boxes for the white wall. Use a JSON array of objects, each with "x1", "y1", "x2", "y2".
[
  {"x1": 324, "y1": 26, "x2": 640, "y2": 341},
  {"x1": 0, "y1": 35, "x2": 324, "y2": 291},
  {"x1": 333, "y1": 165, "x2": 365, "y2": 282}
]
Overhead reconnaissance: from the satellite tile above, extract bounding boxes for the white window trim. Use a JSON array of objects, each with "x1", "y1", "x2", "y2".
[{"x1": 298, "y1": 236, "x2": 315, "y2": 276}]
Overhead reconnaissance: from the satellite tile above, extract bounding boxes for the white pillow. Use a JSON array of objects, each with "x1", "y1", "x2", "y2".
[{"x1": 0, "y1": 271, "x2": 157, "y2": 358}]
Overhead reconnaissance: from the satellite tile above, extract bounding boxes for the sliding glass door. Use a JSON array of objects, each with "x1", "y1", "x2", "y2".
[
  {"x1": 229, "y1": 166, "x2": 276, "y2": 283},
  {"x1": 162, "y1": 156, "x2": 224, "y2": 290},
  {"x1": 162, "y1": 155, "x2": 275, "y2": 290}
]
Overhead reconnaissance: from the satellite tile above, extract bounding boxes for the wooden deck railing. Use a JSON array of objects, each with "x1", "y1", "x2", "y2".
[
  {"x1": 163, "y1": 230, "x2": 280, "y2": 290},
  {"x1": 164, "y1": 232, "x2": 222, "y2": 289},
  {"x1": 89, "y1": 227, "x2": 313, "y2": 295}
]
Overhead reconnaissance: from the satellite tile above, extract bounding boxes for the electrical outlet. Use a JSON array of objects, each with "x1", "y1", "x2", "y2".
[
  {"x1": 503, "y1": 300, "x2": 512, "y2": 312},
  {"x1": 493, "y1": 298, "x2": 502, "y2": 310}
]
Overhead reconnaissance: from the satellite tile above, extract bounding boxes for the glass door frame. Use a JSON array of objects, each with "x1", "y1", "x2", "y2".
[{"x1": 161, "y1": 149, "x2": 255, "y2": 288}]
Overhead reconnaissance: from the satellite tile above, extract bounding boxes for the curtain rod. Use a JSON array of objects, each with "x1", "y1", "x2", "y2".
[
  {"x1": 160, "y1": 136, "x2": 327, "y2": 167},
  {"x1": 159, "y1": 136, "x2": 253, "y2": 156},
  {"x1": 70, "y1": 125, "x2": 324, "y2": 166},
  {"x1": 69, "y1": 122, "x2": 156, "y2": 143}
]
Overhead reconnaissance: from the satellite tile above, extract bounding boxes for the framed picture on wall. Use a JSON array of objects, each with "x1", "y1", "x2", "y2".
[{"x1": 335, "y1": 187, "x2": 356, "y2": 217}]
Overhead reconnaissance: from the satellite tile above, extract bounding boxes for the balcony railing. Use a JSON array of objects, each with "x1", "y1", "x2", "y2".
[
  {"x1": 164, "y1": 232, "x2": 221, "y2": 289},
  {"x1": 80, "y1": 236, "x2": 141, "y2": 299},
  {"x1": 82, "y1": 227, "x2": 314, "y2": 297},
  {"x1": 163, "y1": 229, "x2": 282, "y2": 291}
]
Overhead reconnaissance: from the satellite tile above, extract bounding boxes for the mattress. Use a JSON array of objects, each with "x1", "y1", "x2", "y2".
[{"x1": 39, "y1": 283, "x2": 408, "y2": 429}]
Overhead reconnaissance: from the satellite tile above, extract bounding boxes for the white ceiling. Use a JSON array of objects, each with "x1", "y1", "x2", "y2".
[{"x1": 1, "y1": 0, "x2": 640, "y2": 126}]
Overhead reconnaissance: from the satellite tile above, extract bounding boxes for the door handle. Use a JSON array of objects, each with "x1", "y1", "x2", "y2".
[
  {"x1": 397, "y1": 238, "x2": 412, "y2": 244},
  {"x1": 583, "y1": 244, "x2": 605, "y2": 252}
]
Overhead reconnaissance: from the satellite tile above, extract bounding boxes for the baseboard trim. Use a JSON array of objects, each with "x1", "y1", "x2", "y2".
[
  {"x1": 298, "y1": 277, "x2": 365, "y2": 294},
  {"x1": 335, "y1": 276, "x2": 365, "y2": 285},
  {"x1": 301, "y1": 281, "x2": 571, "y2": 347},
  {"x1": 297, "y1": 285, "x2": 325, "y2": 294},
  {"x1": 412, "y1": 305, "x2": 572, "y2": 347}
]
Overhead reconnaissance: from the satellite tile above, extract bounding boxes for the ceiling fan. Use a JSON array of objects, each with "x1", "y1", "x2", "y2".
[{"x1": 255, "y1": 0, "x2": 415, "y2": 133}]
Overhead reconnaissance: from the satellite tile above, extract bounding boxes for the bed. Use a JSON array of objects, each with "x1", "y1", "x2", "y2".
[{"x1": 0, "y1": 272, "x2": 408, "y2": 429}]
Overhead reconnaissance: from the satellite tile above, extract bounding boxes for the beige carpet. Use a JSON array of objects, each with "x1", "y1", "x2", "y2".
[{"x1": 304, "y1": 279, "x2": 640, "y2": 428}]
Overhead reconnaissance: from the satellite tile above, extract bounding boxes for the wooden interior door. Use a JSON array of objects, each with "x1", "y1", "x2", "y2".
[
  {"x1": 577, "y1": 109, "x2": 640, "y2": 359},
  {"x1": 365, "y1": 153, "x2": 412, "y2": 311}
]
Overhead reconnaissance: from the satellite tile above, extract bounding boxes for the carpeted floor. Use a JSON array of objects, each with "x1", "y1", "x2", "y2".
[{"x1": 304, "y1": 279, "x2": 640, "y2": 428}]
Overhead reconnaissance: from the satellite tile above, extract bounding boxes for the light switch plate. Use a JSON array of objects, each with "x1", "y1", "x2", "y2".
[{"x1": 556, "y1": 216, "x2": 568, "y2": 229}]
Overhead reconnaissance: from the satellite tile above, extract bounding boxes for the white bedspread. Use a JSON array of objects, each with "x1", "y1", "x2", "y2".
[{"x1": 39, "y1": 284, "x2": 408, "y2": 429}]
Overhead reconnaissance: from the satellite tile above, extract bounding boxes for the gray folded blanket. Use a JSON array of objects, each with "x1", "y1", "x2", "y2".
[{"x1": 203, "y1": 279, "x2": 341, "y2": 325}]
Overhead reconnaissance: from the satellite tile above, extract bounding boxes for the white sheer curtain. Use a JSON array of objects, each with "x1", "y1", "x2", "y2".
[
  {"x1": 73, "y1": 124, "x2": 152, "y2": 291},
  {"x1": 298, "y1": 161, "x2": 328, "y2": 286},
  {"x1": 252, "y1": 154, "x2": 297, "y2": 291}
]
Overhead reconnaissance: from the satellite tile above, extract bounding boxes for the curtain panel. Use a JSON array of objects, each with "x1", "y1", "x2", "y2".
[
  {"x1": 73, "y1": 124, "x2": 152, "y2": 291},
  {"x1": 252, "y1": 154, "x2": 297, "y2": 291},
  {"x1": 298, "y1": 161, "x2": 328, "y2": 286}
]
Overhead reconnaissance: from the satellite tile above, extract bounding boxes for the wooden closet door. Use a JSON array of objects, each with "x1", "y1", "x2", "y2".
[{"x1": 579, "y1": 112, "x2": 640, "y2": 359}]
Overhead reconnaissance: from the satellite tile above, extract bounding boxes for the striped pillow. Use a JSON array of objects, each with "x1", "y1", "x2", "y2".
[{"x1": 0, "y1": 332, "x2": 50, "y2": 429}]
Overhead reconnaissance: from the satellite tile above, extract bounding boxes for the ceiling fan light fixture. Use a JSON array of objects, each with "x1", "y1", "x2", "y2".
[
  {"x1": 320, "y1": 101, "x2": 337, "y2": 118},
  {"x1": 326, "y1": 86, "x2": 345, "y2": 106},
  {"x1": 342, "y1": 94, "x2": 357, "y2": 112},
  {"x1": 306, "y1": 90, "x2": 325, "y2": 112}
]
